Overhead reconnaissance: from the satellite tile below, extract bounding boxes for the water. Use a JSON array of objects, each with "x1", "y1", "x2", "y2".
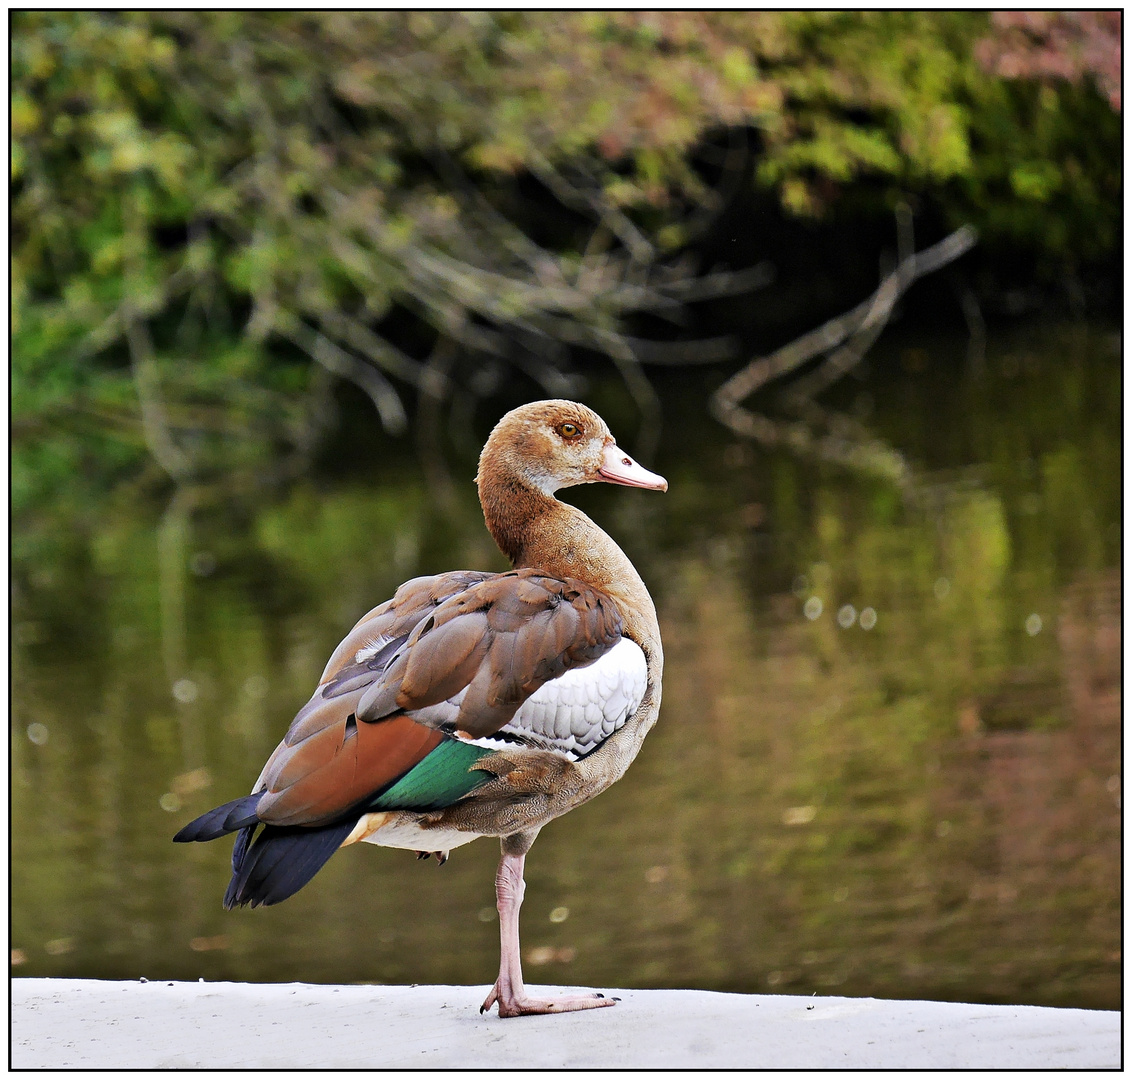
[{"x1": 11, "y1": 322, "x2": 1120, "y2": 1009}]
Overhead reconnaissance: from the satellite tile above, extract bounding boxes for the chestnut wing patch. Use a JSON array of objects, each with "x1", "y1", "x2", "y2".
[{"x1": 251, "y1": 570, "x2": 492, "y2": 829}]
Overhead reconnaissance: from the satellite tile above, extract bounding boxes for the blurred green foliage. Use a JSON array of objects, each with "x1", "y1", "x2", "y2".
[{"x1": 11, "y1": 12, "x2": 1120, "y2": 511}]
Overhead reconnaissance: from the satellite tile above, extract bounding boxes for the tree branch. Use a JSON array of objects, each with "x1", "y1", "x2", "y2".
[{"x1": 276, "y1": 315, "x2": 408, "y2": 435}]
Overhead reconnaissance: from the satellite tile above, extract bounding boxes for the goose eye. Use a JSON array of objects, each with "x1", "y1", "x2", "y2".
[{"x1": 558, "y1": 422, "x2": 581, "y2": 440}]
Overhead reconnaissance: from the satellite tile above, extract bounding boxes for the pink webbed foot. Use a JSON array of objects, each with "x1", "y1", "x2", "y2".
[{"x1": 480, "y1": 982, "x2": 617, "y2": 1018}]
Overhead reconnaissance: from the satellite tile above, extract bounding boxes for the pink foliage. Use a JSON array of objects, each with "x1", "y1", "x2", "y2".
[{"x1": 977, "y1": 11, "x2": 1121, "y2": 111}]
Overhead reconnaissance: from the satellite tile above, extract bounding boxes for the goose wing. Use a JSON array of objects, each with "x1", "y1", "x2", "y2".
[{"x1": 250, "y1": 568, "x2": 624, "y2": 828}]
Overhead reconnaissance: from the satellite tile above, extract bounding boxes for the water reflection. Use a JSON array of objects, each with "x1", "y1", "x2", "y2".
[{"x1": 11, "y1": 324, "x2": 1120, "y2": 1009}]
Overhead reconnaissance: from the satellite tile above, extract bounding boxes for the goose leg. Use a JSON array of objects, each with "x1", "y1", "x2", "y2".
[{"x1": 480, "y1": 837, "x2": 615, "y2": 1018}]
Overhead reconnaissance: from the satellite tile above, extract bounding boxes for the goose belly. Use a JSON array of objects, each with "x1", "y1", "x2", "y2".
[
  {"x1": 345, "y1": 811, "x2": 483, "y2": 852},
  {"x1": 479, "y1": 637, "x2": 648, "y2": 759}
]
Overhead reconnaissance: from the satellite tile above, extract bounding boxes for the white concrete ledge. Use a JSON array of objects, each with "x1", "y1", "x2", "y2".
[{"x1": 11, "y1": 978, "x2": 1120, "y2": 1069}]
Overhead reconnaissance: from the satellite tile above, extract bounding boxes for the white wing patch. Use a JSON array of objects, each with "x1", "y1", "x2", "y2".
[{"x1": 465, "y1": 638, "x2": 648, "y2": 760}]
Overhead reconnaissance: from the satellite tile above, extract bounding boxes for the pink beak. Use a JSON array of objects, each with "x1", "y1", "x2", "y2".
[{"x1": 598, "y1": 443, "x2": 668, "y2": 492}]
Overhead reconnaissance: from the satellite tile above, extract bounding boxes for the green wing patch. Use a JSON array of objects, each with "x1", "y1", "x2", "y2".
[{"x1": 367, "y1": 737, "x2": 495, "y2": 811}]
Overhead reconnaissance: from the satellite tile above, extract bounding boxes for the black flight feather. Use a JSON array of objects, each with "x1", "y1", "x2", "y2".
[
  {"x1": 173, "y1": 793, "x2": 264, "y2": 843},
  {"x1": 230, "y1": 821, "x2": 254, "y2": 874},
  {"x1": 222, "y1": 816, "x2": 359, "y2": 909}
]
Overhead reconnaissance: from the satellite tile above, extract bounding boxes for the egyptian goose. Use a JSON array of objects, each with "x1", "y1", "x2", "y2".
[{"x1": 175, "y1": 400, "x2": 666, "y2": 1017}]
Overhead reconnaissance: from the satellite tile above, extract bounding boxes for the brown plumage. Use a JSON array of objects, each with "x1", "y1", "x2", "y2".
[
  {"x1": 174, "y1": 399, "x2": 667, "y2": 1017},
  {"x1": 251, "y1": 569, "x2": 623, "y2": 827}
]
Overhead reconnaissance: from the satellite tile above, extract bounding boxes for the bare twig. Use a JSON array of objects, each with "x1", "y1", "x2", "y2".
[
  {"x1": 651, "y1": 260, "x2": 775, "y2": 302},
  {"x1": 715, "y1": 226, "x2": 975, "y2": 412},
  {"x1": 711, "y1": 222, "x2": 977, "y2": 484},
  {"x1": 317, "y1": 310, "x2": 432, "y2": 388},
  {"x1": 276, "y1": 315, "x2": 408, "y2": 435},
  {"x1": 74, "y1": 262, "x2": 198, "y2": 366},
  {"x1": 431, "y1": 148, "x2": 567, "y2": 280},
  {"x1": 528, "y1": 152, "x2": 655, "y2": 265}
]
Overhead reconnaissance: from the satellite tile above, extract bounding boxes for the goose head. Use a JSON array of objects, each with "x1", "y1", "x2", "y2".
[{"x1": 476, "y1": 400, "x2": 667, "y2": 497}]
